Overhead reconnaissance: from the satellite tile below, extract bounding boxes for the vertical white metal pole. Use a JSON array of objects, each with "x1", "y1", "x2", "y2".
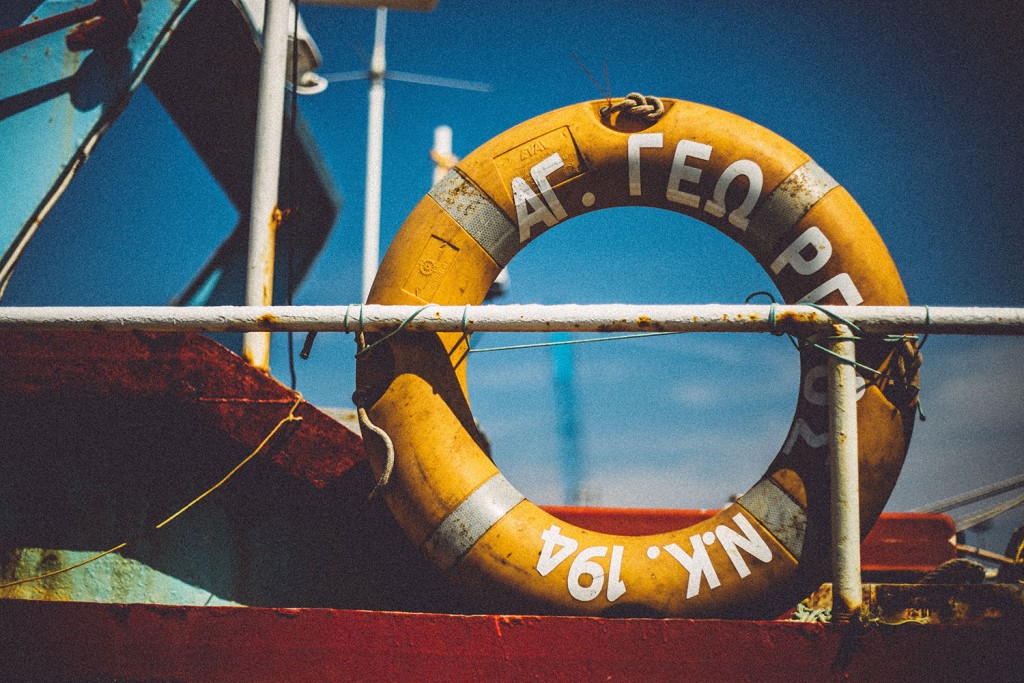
[
  {"x1": 432, "y1": 125, "x2": 453, "y2": 186},
  {"x1": 242, "y1": 0, "x2": 291, "y2": 371},
  {"x1": 361, "y1": 6, "x2": 388, "y2": 303},
  {"x1": 828, "y1": 323, "x2": 863, "y2": 618}
]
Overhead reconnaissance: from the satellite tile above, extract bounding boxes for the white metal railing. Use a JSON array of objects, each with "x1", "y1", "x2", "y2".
[
  {"x1": 0, "y1": 303, "x2": 1021, "y2": 334},
  {"x1": 3, "y1": 302, "x2": 1022, "y2": 618}
]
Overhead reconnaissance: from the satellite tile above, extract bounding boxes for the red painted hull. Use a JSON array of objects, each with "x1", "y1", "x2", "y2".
[{"x1": 1, "y1": 598, "x2": 1021, "y2": 682}]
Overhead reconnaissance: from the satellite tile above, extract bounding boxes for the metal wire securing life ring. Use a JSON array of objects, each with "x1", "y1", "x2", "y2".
[{"x1": 356, "y1": 98, "x2": 919, "y2": 617}]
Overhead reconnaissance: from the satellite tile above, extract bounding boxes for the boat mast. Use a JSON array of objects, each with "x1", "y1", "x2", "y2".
[{"x1": 361, "y1": 6, "x2": 388, "y2": 302}]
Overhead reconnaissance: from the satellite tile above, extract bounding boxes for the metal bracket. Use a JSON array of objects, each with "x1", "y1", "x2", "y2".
[{"x1": 0, "y1": 1, "x2": 141, "y2": 54}]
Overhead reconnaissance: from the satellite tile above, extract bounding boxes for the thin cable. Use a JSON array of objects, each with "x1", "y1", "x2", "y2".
[
  {"x1": 915, "y1": 472, "x2": 1024, "y2": 514},
  {"x1": 0, "y1": 543, "x2": 128, "y2": 590},
  {"x1": 807, "y1": 340, "x2": 884, "y2": 377},
  {"x1": 352, "y1": 333, "x2": 396, "y2": 499},
  {"x1": 742, "y1": 293, "x2": 925, "y2": 417},
  {"x1": 917, "y1": 304, "x2": 931, "y2": 352},
  {"x1": 0, "y1": 267, "x2": 13, "y2": 303},
  {"x1": 0, "y1": 395, "x2": 304, "y2": 591},
  {"x1": 744, "y1": 291, "x2": 798, "y2": 348},
  {"x1": 454, "y1": 303, "x2": 472, "y2": 351},
  {"x1": 469, "y1": 330, "x2": 681, "y2": 353},
  {"x1": 354, "y1": 304, "x2": 434, "y2": 358},
  {"x1": 570, "y1": 51, "x2": 611, "y2": 108},
  {"x1": 603, "y1": 61, "x2": 611, "y2": 108},
  {"x1": 154, "y1": 396, "x2": 303, "y2": 529}
]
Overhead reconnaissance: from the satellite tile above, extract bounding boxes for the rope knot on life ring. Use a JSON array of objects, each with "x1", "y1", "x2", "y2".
[{"x1": 600, "y1": 92, "x2": 665, "y2": 121}]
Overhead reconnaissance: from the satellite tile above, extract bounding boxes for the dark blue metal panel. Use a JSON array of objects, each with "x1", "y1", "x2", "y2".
[{"x1": 0, "y1": 0, "x2": 197, "y2": 282}]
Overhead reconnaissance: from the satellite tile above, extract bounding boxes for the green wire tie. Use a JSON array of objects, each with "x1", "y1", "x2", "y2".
[{"x1": 355, "y1": 303, "x2": 435, "y2": 358}]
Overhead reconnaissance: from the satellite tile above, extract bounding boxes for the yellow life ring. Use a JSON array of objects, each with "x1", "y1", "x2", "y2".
[{"x1": 356, "y1": 98, "x2": 919, "y2": 617}]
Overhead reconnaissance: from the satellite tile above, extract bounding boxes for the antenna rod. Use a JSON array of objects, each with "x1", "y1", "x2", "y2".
[{"x1": 361, "y1": 6, "x2": 388, "y2": 302}]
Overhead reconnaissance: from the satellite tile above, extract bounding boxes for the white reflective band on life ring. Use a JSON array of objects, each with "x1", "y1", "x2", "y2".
[
  {"x1": 429, "y1": 170, "x2": 520, "y2": 268},
  {"x1": 736, "y1": 478, "x2": 806, "y2": 558},
  {"x1": 423, "y1": 472, "x2": 526, "y2": 571},
  {"x1": 744, "y1": 160, "x2": 839, "y2": 261}
]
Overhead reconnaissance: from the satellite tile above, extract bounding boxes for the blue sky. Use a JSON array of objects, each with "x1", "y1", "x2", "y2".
[{"x1": 5, "y1": 1, "x2": 1023, "y2": 555}]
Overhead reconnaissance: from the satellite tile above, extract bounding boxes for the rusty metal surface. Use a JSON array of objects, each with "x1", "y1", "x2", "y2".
[
  {"x1": 804, "y1": 583, "x2": 1024, "y2": 626},
  {"x1": 1, "y1": 547, "x2": 244, "y2": 605},
  {"x1": 2, "y1": 303, "x2": 1023, "y2": 334},
  {"x1": 0, "y1": 330, "x2": 364, "y2": 487},
  {"x1": 0, "y1": 599, "x2": 1021, "y2": 682}
]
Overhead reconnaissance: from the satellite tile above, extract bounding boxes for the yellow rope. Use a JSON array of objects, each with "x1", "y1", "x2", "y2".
[{"x1": 0, "y1": 394, "x2": 304, "y2": 591}]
